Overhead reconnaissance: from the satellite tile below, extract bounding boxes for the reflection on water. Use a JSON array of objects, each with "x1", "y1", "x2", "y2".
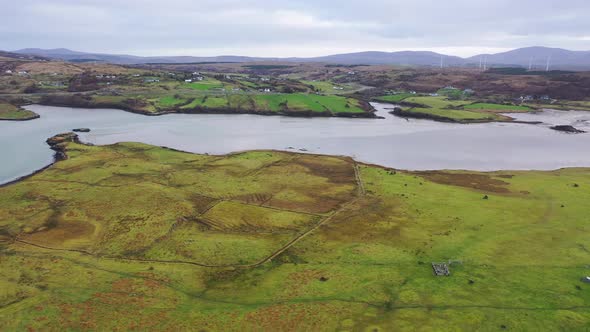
[{"x1": 0, "y1": 103, "x2": 589, "y2": 184}]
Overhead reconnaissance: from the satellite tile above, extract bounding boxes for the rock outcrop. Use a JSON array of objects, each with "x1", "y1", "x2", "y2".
[
  {"x1": 46, "y1": 132, "x2": 80, "y2": 160},
  {"x1": 550, "y1": 125, "x2": 586, "y2": 134}
]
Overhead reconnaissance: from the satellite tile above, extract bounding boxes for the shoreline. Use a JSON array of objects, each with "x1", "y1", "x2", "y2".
[
  {"x1": 36, "y1": 98, "x2": 379, "y2": 119},
  {"x1": 0, "y1": 114, "x2": 41, "y2": 122},
  {"x1": 2, "y1": 132, "x2": 589, "y2": 189},
  {"x1": 388, "y1": 107, "x2": 543, "y2": 124}
]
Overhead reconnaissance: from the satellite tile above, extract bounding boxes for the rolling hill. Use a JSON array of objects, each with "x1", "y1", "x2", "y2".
[
  {"x1": 467, "y1": 46, "x2": 590, "y2": 70},
  {"x1": 11, "y1": 46, "x2": 590, "y2": 69}
]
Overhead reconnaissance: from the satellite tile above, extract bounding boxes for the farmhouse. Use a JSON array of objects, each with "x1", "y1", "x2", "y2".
[
  {"x1": 5, "y1": 70, "x2": 12, "y2": 74},
  {"x1": 185, "y1": 79, "x2": 193, "y2": 83}
]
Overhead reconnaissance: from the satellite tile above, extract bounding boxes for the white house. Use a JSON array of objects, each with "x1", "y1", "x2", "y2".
[
  {"x1": 185, "y1": 79, "x2": 193, "y2": 83},
  {"x1": 5, "y1": 70, "x2": 12, "y2": 74}
]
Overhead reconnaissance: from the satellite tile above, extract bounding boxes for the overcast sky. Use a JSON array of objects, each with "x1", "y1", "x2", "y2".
[{"x1": 2, "y1": 0, "x2": 589, "y2": 57}]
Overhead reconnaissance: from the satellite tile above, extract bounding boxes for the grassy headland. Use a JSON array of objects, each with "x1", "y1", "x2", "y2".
[
  {"x1": 0, "y1": 135, "x2": 589, "y2": 330},
  {"x1": 0, "y1": 102, "x2": 39, "y2": 121},
  {"x1": 375, "y1": 94, "x2": 534, "y2": 123}
]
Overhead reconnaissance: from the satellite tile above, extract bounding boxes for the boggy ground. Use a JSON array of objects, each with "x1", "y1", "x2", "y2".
[{"x1": 0, "y1": 136, "x2": 590, "y2": 331}]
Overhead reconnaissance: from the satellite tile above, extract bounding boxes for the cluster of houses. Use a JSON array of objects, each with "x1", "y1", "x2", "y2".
[
  {"x1": 184, "y1": 72, "x2": 205, "y2": 83},
  {"x1": 95, "y1": 74, "x2": 117, "y2": 80},
  {"x1": 518, "y1": 95, "x2": 552, "y2": 102},
  {"x1": 4, "y1": 70, "x2": 30, "y2": 76},
  {"x1": 40, "y1": 81, "x2": 65, "y2": 87},
  {"x1": 184, "y1": 76, "x2": 204, "y2": 83}
]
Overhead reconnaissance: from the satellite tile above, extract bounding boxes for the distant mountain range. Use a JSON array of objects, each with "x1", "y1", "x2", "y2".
[{"x1": 10, "y1": 46, "x2": 590, "y2": 70}]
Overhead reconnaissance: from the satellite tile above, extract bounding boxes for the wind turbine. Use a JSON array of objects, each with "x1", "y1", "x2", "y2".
[
  {"x1": 440, "y1": 55, "x2": 444, "y2": 69},
  {"x1": 545, "y1": 55, "x2": 551, "y2": 72}
]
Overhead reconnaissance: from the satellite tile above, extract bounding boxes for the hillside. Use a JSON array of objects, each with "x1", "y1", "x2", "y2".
[
  {"x1": 468, "y1": 46, "x2": 590, "y2": 70},
  {"x1": 12, "y1": 47, "x2": 590, "y2": 69}
]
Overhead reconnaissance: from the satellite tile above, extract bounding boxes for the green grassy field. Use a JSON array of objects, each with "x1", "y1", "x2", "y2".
[
  {"x1": 525, "y1": 100, "x2": 590, "y2": 112},
  {"x1": 301, "y1": 80, "x2": 359, "y2": 95},
  {"x1": 465, "y1": 103, "x2": 532, "y2": 112},
  {"x1": 406, "y1": 107, "x2": 496, "y2": 121},
  {"x1": 396, "y1": 96, "x2": 510, "y2": 122},
  {"x1": 182, "y1": 77, "x2": 224, "y2": 91},
  {"x1": 374, "y1": 93, "x2": 415, "y2": 103},
  {"x1": 404, "y1": 96, "x2": 469, "y2": 109},
  {"x1": 0, "y1": 102, "x2": 38, "y2": 120},
  {"x1": 1, "y1": 137, "x2": 589, "y2": 330},
  {"x1": 257, "y1": 94, "x2": 364, "y2": 113},
  {"x1": 157, "y1": 96, "x2": 188, "y2": 107},
  {"x1": 178, "y1": 93, "x2": 366, "y2": 114}
]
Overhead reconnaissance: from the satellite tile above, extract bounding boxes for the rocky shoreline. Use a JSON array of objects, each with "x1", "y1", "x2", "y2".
[
  {"x1": 46, "y1": 132, "x2": 81, "y2": 160},
  {"x1": 0, "y1": 133, "x2": 79, "y2": 188}
]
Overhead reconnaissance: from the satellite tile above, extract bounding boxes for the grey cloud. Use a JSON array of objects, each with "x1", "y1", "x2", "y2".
[{"x1": 2, "y1": 0, "x2": 589, "y2": 56}]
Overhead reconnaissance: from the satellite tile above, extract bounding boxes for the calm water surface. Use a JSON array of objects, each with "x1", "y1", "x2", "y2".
[{"x1": 0, "y1": 103, "x2": 589, "y2": 184}]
